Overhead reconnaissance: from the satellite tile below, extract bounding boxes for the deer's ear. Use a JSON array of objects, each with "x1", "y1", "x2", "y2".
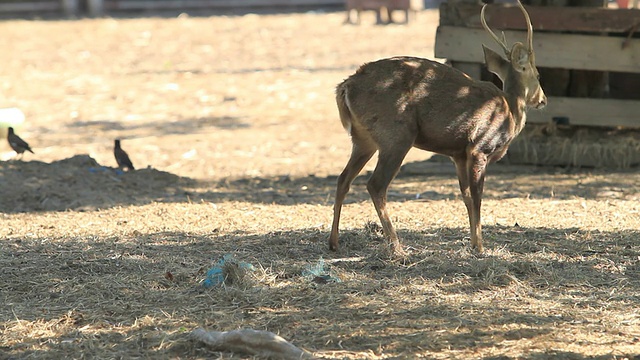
[
  {"x1": 509, "y1": 45, "x2": 530, "y2": 73},
  {"x1": 483, "y1": 45, "x2": 509, "y2": 82}
]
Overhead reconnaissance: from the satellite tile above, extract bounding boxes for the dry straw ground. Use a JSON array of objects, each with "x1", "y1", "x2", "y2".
[{"x1": 1, "y1": 7, "x2": 639, "y2": 360}]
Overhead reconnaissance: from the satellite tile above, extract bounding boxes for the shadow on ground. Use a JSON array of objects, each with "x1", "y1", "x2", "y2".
[
  {"x1": 64, "y1": 115, "x2": 251, "y2": 135},
  {"x1": 0, "y1": 155, "x2": 194, "y2": 213},
  {"x1": 1, "y1": 155, "x2": 638, "y2": 213},
  {"x1": 1, "y1": 225, "x2": 639, "y2": 358}
]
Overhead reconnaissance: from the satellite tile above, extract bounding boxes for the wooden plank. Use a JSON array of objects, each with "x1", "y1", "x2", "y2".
[
  {"x1": 435, "y1": 26, "x2": 640, "y2": 73},
  {"x1": 62, "y1": 0, "x2": 79, "y2": 15},
  {"x1": 105, "y1": 0, "x2": 343, "y2": 10},
  {"x1": 527, "y1": 97, "x2": 640, "y2": 128},
  {"x1": 439, "y1": 2, "x2": 640, "y2": 33},
  {"x1": 450, "y1": 61, "x2": 482, "y2": 80},
  {"x1": 0, "y1": 2, "x2": 60, "y2": 12},
  {"x1": 87, "y1": 0, "x2": 104, "y2": 16}
]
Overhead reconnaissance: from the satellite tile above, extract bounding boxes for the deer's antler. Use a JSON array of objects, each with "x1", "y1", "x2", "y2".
[
  {"x1": 516, "y1": 0, "x2": 534, "y2": 53},
  {"x1": 480, "y1": 3, "x2": 509, "y2": 55},
  {"x1": 481, "y1": 0, "x2": 534, "y2": 56}
]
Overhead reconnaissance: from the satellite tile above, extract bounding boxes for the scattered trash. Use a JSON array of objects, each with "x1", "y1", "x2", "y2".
[
  {"x1": 302, "y1": 257, "x2": 341, "y2": 284},
  {"x1": 191, "y1": 328, "x2": 314, "y2": 360},
  {"x1": 88, "y1": 166, "x2": 125, "y2": 176},
  {"x1": 203, "y1": 266, "x2": 224, "y2": 288},
  {"x1": 203, "y1": 254, "x2": 255, "y2": 288},
  {"x1": 88, "y1": 166, "x2": 109, "y2": 173}
]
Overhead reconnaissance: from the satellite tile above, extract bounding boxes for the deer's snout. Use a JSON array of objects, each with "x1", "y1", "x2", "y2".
[
  {"x1": 536, "y1": 95, "x2": 547, "y2": 109},
  {"x1": 531, "y1": 87, "x2": 547, "y2": 109}
]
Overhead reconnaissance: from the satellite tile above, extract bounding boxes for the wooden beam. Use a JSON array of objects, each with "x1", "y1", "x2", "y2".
[
  {"x1": 527, "y1": 97, "x2": 640, "y2": 128},
  {"x1": 87, "y1": 0, "x2": 104, "y2": 16},
  {"x1": 439, "y1": 2, "x2": 640, "y2": 34},
  {"x1": 0, "y1": 2, "x2": 60, "y2": 12},
  {"x1": 62, "y1": 0, "x2": 79, "y2": 15},
  {"x1": 105, "y1": 0, "x2": 343, "y2": 10},
  {"x1": 435, "y1": 26, "x2": 640, "y2": 73}
]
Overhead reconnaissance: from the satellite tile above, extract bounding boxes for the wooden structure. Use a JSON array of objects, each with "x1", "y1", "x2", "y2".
[
  {"x1": 0, "y1": 0, "x2": 80, "y2": 16},
  {"x1": 435, "y1": 1, "x2": 640, "y2": 129},
  {"x1": 344, "y1": 0, "x2": 422, "y2": 24},
  {"x1": 0, "y1": 0, "x2": 344, "y2": 17},
  {"x1": 93, "y1": 0, "x2": 343, "y2": 16}
]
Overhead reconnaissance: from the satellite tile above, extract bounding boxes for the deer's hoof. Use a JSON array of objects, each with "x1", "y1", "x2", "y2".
[
  {"x1": 328, "y1": 239, "x2": 338, "y2": 252},
  {"x1": 470, "y1": 244, "x2": 484, "y2": 255},
  {"x1": 385, "y1": 243, "x2": 409, "y2": 259}
]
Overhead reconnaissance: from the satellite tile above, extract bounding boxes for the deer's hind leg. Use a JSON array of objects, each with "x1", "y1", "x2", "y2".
[
  {"x1": 453, "y1": 155, "x2": 472, "y2": 217},
  {"x1": 366, "y1": 139, "x2": 413, "y2": 257},
  {"x1": 329, "y1": 134, "x2": 377, "y2": 251}
]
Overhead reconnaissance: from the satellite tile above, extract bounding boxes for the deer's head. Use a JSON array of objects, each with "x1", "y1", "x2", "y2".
[{"x1": 481, "y1": 0, "x2": 546, "y2": 109}]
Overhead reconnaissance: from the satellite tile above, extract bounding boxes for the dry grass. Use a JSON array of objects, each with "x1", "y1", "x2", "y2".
[
  {"x1": 508, "y1": 124, "x2": 640, "y2": 169},
  {"x1": 1, "y1": 8, "x2": 639, "y2": 360}
]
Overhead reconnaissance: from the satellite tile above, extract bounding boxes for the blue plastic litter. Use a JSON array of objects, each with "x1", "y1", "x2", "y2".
[
  {"x1": 302, "y1": 257, "x2": 341, "y2": 283},
  {"x1": 88, "y1": 166, "x2": 125, "y2": 176},
  {"x1": 203, "y1": 267, "x2": 225, "y2": 288},
  {"x1": 88, "y1": 166, "x2": 110, "y2": 173},
  {"x1": 302, "y1": 257, "x2": 326, "y2": 277},
  {"x1": 202, "y1": 254, "x2": 255, "y2": 288}
]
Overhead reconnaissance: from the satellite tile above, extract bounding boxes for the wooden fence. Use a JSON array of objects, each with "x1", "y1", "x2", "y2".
[
  {"x1": 0, "y1": 0, "x2": 344, "y2": 17},
  {"x1": 0, "y1": 0, "x2": 77, "y2": 15},
  {"x1": 436, "y1": 1, "x2": 640, "y2": 128}
]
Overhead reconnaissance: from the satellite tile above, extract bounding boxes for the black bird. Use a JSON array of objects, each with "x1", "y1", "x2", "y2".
[
  {"x1": 7, "y1": 127, "x2": 34, "y2": 158},
  {"x1": 114, "y1": 139, "x2": 135, "y2": 171}
]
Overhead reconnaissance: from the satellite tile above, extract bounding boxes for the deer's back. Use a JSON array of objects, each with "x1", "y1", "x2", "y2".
[{"x1": 339, "y1": 56, "x2": 513, "y2": 157}]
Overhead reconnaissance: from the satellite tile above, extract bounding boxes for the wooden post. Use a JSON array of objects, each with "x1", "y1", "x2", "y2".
[
  {"x1": 61, "y1": 0, "x2": 79, "y2": 16},
  {"x1": 440, "y1": 0, "x2": 486, "y2": 82},
  {"x1": 88, "y1": 0, "x2": 104, "y2": 16}
]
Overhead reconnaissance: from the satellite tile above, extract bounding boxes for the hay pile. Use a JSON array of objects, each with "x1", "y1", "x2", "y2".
[
  {"x1": 0, "y1": 155, "x2": 193, "y2": 212},
  {"x1": 506, "y1": 124, "x2": 640, "y2": 168}
]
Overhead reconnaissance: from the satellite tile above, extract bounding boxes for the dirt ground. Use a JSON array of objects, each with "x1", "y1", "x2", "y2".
[{"x1": 1, "y1": 8, "x2": 639, "y2": 359}]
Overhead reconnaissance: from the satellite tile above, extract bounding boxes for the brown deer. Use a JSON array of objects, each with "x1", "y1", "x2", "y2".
[{"x1": 329, "y1": 0, "x2": 546, "y2": 256}]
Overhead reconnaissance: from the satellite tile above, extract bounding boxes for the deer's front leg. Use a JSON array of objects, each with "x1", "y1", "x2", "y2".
[
  {"x1": 454, "y1": 156, "x2": 484, "y2": 252},
  {"x1": 468, "y1": 153, "x2": 488, "y2": 253}
]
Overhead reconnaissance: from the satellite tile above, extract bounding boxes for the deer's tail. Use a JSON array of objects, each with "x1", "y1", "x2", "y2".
[{"x1": 335, "y1": 82, "x2": 353, "y2": 136}]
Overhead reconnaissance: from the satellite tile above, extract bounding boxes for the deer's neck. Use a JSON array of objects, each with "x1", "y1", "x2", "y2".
[{"x1": 504, "y1": 87, "x2": 528, "y2": 136}]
